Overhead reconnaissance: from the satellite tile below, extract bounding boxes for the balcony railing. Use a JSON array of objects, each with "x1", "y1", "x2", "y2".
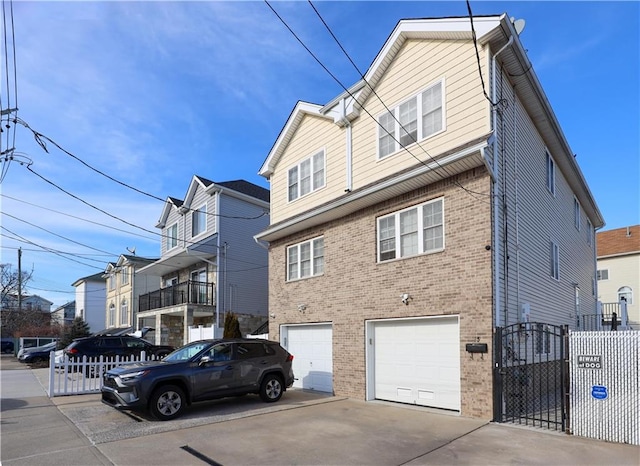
[{"x1": 139, "y1": 280, "x2": 215, "y2": 313}]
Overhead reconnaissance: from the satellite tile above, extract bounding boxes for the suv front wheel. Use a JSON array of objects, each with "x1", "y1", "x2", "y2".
[
  {"x1": 150, "y1": 385, "x2": 185, "y2": 420},
  {"x1": 259, "y1": 374, "x2": 283, "y2": 403}
]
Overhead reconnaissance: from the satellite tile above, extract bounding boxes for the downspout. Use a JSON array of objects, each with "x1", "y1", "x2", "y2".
[
  {"x1": 342, "y1": 98, "x2": 353, "y2": 193},
  {"x1": 514, "y1": 89, "x2": 521, "y2": 324},
  {"x1": 491, "y1": 35, "x2": 514, "y2": 328}
]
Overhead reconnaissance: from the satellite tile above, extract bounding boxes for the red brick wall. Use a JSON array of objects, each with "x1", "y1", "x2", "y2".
[{"x1": 268, "y1": 167, "x2": 494, "y2": 419}]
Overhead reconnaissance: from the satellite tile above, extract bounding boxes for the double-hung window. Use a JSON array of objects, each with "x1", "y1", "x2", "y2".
[
  {"x1": 586, "y1": 219, "x2": 593, "y2": 246},
  {"x1": 121, "y1": 266, "x2": 129, "y2": 285},
  {"x1": 596, "y1": 269, "x2": 609, "y2": 281},
  {"x1": 192, "y1": 204, "x2": 207, "y2": 237},
  {"x1": 550, "y1": 241, "x2": 560, "y2": 280},
  {"x1": 288, "y1": 151, "x2": 325, "y2": 202},
  {"x1": 109, "y1": 273, "x2": 116, "y2": 290},
  {"x1": 167, "y1": 223, "x2": 178, "y2": 250},
  {"x1": 574, "y1": 197, "x2": 581, "y2": 231},
  {"x1": 546, "y1": 151, "x2": 555, "y2": 195},
  {"x1": 378, "y1": 80, "x2": 444, "y2": 158},
  {"x1": 120, "y1": 299, "x2": 128, "y2": 326},
  {"x1": 287, "y1": 236, "x2": 324, "y2": 281},
  {"x1": 377, "y1": 198, "x2": 444, "y2": 262}
]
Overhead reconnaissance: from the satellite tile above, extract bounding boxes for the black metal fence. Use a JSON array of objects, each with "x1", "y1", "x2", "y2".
[
  {"x1": 139, "y1": 280, "x2": 214, "y2": 312},
  {"x1": 494, "y1": 323, "x2": 568, "y2": 431}
]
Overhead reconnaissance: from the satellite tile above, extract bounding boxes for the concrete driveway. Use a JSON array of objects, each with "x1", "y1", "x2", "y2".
[{"x1": 3, "y1": 358, "x2": 639, "y2": 466}]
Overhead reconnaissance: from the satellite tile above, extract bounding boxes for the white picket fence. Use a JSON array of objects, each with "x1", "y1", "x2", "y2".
[
  {"x1": 47, "y1": 351, "x2": 158, "y2": 397},
  {"x1": 569, "y1": 330, "x2": 639, "y2": 445}
]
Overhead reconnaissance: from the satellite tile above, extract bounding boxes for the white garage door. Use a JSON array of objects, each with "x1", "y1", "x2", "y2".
[
  {"x1": 373, "y1": 317, "x2": 460, "y2": 410},
  {"x1": 284, "y1": 324, "x2": 333, "y2": 393}
]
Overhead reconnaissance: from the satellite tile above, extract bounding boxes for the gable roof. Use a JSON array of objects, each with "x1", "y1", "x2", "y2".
[
  {"x1": 157, "y1": 176, "x2": 269, "y2": 228},
  {"x1": 597, "y1": 225, "x2": 640, "y2": 258},
  {"x1": 72, "y1": 272, "x2": 106, "y2": 287},
  {"x1": 258, "y1": 14, "x2": 603, "y2": 229}
]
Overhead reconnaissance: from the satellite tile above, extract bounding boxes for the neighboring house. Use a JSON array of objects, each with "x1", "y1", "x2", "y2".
[
  {"x1": 255, "y1": 15, "x2": 604, "y2": 420},
  {"x1": 136, "y1": 176, "x2": 270, "y2": 348},
  {"x1": 597, "y1": 225, "x2": 640, "y2": 327},
  {"x1": 1, "y1": 294, "x2": 53, "y2": 312},
  {"x1": 103, "y1": 255, "x2": 160, "y2": 335},
  {"x1": 72, "y1": 272, "x2": 107, "y2": 333},
  {"x1": 51, "y1": 301, "x2": 76, "y2": 326}
]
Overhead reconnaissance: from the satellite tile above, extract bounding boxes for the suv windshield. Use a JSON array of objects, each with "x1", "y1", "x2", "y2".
[{"x1": 163, "y1": 341, "x2": 211, "y2": 362}]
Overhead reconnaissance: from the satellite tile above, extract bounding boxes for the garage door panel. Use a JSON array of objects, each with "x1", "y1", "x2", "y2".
[
  {"x1": 373, "y1": 317, "x2": 460, "y2": 411},
  {"x1": 285, "y1": 324, "x2": 333, "y2": 393}
]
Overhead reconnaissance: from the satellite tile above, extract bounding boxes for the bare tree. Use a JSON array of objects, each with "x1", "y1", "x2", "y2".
[
  {"x1": 1, "y1": 263, "x2": 41, "y2": 337},
  {"x1": 1, "y1": 263, "x2": 34, "y2": 308}
]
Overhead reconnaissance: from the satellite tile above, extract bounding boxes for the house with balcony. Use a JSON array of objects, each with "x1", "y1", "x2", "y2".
[
  {"x1": 72, "y1": 272, "x2": 107, "y2": 333},
  {"x1": 136, "y1": 176, "x2": 270, "y2": 348},
  {"x1": 255, "y1": 15, "x2": 604, "y2": 420},
  {"x1": 103, "y1": 254, "x2": 160, "y2": 336},
  {"x1": 596, "y1": 225, "x2": 639, "y2": 328}
]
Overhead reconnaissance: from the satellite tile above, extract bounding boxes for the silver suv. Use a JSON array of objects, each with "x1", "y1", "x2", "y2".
[{"x1": 101, "y1": 338, "x2": 295, "y2": 420}]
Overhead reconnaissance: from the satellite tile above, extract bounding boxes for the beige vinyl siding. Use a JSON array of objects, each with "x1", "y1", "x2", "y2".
[
  {"x1": 597, "y1": 255, "x2": 640, "y2": 326},
  {"x1": 351, "y1": 39, "x2": 489, "y2": 190},
  {"x1": 270, "y1": 114, "x2": 345, "y2": 224},
  {"x1": 497, "y1": 67, "x2": 597, "y2": 328}
]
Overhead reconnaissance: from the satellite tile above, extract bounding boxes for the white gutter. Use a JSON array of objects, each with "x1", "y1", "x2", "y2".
[
  {"x1": 256, "y1": 139, "x2": 489, "y2": 242},
  {"x1": 491, "y1": 35, "x2": 513, "y2": 328}
]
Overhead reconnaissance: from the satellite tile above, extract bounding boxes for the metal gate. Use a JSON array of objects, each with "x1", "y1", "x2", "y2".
[{"x1": 493, "y1": 323, "x2": 568, "y2": 431}]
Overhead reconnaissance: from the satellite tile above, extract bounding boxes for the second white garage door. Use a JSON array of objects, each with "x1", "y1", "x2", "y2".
[
  {"x1": 283, "y1": 324, "x2": 333, "y2": 393},
  {"x1": 372, "y1": 317, "x2": 460, "y2": 411}
]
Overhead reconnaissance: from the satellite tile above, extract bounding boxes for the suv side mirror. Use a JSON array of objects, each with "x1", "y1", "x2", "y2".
[{"x1": 198, "y1": 355, "x2": 212, "y2": 366}]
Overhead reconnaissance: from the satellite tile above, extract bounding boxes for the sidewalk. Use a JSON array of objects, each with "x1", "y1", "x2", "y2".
[
  {"x1": 2, "y1": 355, "x2": 639, "y2": 466},
  {"x1": 0, "y1": 365, "x2": 111, "y2": 465}
]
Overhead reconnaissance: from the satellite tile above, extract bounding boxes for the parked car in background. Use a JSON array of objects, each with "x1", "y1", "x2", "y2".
[
  {"x1": 1, "y1": 340, "x2": 14, "y2": 354},
  {"x1": 64, "y1": 335, "x2": 174, "y2": 360},
  {"x1": 101, "y1": 338, "x2": 295, "y2": 420},
  {"x1": 18, "y1": 341, "x2": 57, "y2": 365}
]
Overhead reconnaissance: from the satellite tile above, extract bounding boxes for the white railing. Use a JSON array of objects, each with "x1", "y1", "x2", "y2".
[
  {"x1": 188, "y1": 325, "x2": 222, "y2": 342},
  {"x1": 47, "y1": 351, "x2": 157, "y2": 397}
]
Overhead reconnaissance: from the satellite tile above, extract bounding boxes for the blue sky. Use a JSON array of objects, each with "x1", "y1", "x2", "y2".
[{"x1": 1, "y1": 1, "x2": 638, "y2": 310}]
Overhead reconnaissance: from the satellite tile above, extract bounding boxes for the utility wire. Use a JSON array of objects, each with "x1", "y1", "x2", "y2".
[
  {"x1": 1, "y1": 244, "x2": 113, "y2": 257},
  {"x1": 0, "y1": 233, "x2": 110, "y2": 265},
  {"x1": 2, "y1": 211, "x2": 117, "y2": 255},
  {"x1": 1, "y1": 194, "x2": 158, "y2": 242},
  {"x1": 14, "y1": 117, "x2": 268, "y2": 221},
  {"x1": 1, "y1": 225, "x2": 104, "y2": 269},
  {"x1": 268, "y1": 1, "x2": 489, "y2": 201}
]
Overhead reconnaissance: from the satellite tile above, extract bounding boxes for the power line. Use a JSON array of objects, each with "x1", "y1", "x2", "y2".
[
  {"x1": 1, "y1": 244, "x2": 113, "y2": 257},
  {"x1": 14, "y1": 117, "x2": 268, "y2": 221},
  {"x1": 1, "y1": 193, "x2": 159, "y2": 242},
  {"x1": 266, "y1": 1, "x2": 490, "y2": 202},
  {"x1": 0, "y1": 225, "x2": 104, "y2": 269},
  {"x1": 2, "y1": 211, "x2": 118, "y2": 255}
]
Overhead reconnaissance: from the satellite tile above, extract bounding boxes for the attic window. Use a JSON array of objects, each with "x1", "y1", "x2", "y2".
[
  {"x1": 378, "y1": 80, "x2": 444, "y2": 159},
  {"x1": 288, "y1": 150, "x2": 325, "y2": 202}
]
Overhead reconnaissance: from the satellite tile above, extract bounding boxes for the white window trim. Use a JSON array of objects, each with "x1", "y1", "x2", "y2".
[
  {"x1": 550, "y1": 241, "x2": 560, "y2": 280},
  {"x1": 573, "y1": 197, "x2": 581, "y2": 231},
  {"x1": 287, "y1": 149, "x2": 326, "y2": 203},
  {"x1": 618, "y1": 286, "x2": 633, "y2": 305},
  {"x1": 377, "y1": 78, "x2": 446, "y2": 160},
  {"x1": 120, "y1": 299, "x2": 128, "y2": 326},
  {"x1": 377, "y1": 197, "x2": 445, "y2": 263},
  {"x1": 596, "y1": 269, "x2": 609, "y2": 281},
  {"x1": 120, "y1": 266, "x2": 129, "y2": 285},
  {"x1": 287, "y1": 236, "x2": 324, "y2": 281},
  {"x1": 109, "y1": 273, "x2": 116, "y2": 291},
  {"x1": 166, "y1": 222, "x2": 178, "y2": 251},
  {"x1": 191, "y1": 203, "x2": 207, "y2": 238},
  {"x1": 546, "y1": 151, "x2": 556, "y2": 196},
  {"x1": 108, "y1": 303, "x2": 115, "y2": 327},
  {"x1": 586, "y1": 219, "x2": 593, "y2": 246}
]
